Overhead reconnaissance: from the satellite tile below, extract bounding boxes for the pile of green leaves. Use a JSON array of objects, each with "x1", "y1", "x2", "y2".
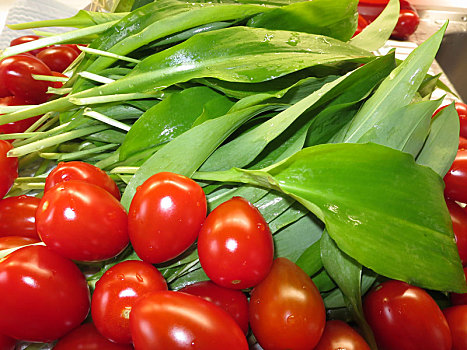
[{"x1": 1, "y1": 0, "x2": 465, "y2": 346}]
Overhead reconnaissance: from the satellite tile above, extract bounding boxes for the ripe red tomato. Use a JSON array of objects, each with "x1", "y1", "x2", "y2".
[
  {"x1": 0, "y1": 236, "x2": 40, "y2": 250},
  {"x1": 363, "y1": 280, "x2": 452, "y2": 350},
  {"x1": 459, "y1": 136, "x2": 467, "y2": 150},
  {"x1": 130, "y1": 290, "x2": 248, "y2": 349},
  {"x1": 51, "y1": 71, "x2": 69, "y2": 89},
  {"x1": 36, "y1": 45, "x2": 80, "y2": 73},
  {"x1": 435, "y1": 102, "x2": 467, "y2": 139},
  {"x1": 391, "y1": 9, "x2": 420, "y2": 40},
  {"x1": 451, "y1": 267, "x2": 467, "y2": 306},
  {"x1": 444, "y1": 150, "x2": 467, "y2": 204},
  {"x1": 0, "y1": 55, "x2": 53, "y2": 103},
  {"x1": 443, "y1": 305, "x2": 467, "y2": 350},
  {"x1": 446, "y1": 199, "x2": 467, "y2": 266},
  {"x1": 179, "y1": 280, "x2": 249, "y2": 334},
  {"x1": 10, "y1": 35, "x2": 45, "y2": 56},
  {"x1": 36, "y1": 180, "x2": 129, "y2": 262},
  {"x1": 198, "y1": 197, "x2": 273, "y2": 289},
  {"x1": 54, "y1": 322, "x2": 134, "y2": 350},
  {"x1": 0, "y1": 96, "x2": 39, "y2": 138},
  {"x1": 0, "y1": 333, "x2": 15, "y2": 350},
  {"x1": 353, "y1": 14, "x2": 369, "y2": 37},
  {"x1": 0, "y1": 140, "x2": 18, "y2": 199},
  {"x1": 249, "y1": 257, "x2": 326, "y2": 350},
  {"x1": 0, "y1": 195, "x2": 41, "y2": 239},
  {"x1": 313, "y1": 320, "x2": 371, "y2": 350},
  {"x1": 45, "y1": 161, "x2": 120, "y2": 199},
  {"x1": 0, "y1": 245, "x2": 90, "y2": 342},
  {"x1": 92, "y1": 260, "x2": 167, "y2": 344},
  {"x1": 128, "y1": 172, "x2": 206, "y2": 264}
]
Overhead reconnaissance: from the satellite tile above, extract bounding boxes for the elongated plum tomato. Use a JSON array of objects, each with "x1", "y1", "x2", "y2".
[
  {"x1": 179, "y1": 280, "x2": 249, "y2": 334},
  {"x1": 0, "y1": 195, "x2": 41, "y2": 239},
  {"x1": 36, "y1": 45, "x2": 79, "y2": 73},
  {"x1": 446, "y1": 199, "x2": 467, "y2": 266},
  {"x1": 36, "y1": 180, "x2": 128, "y2": 262},
  {"x1": 92, "y1": 260, "x2": 167, "y2": 344},
  {"x1": 45, "y1": 161, "x2": 120, "y2": 199},
  {"x1": 451, "y1": 267, "x2": 467, "y2": 305},
  {"x1": 249, "y1": 257, "x2": 326, "y2": 350},
  {"x1": 444, "y1": 150, "x2": 467, "y2": 204},
  {"x1": 314, "y1": 320, "x2": 371, "y2": 350},
  {"x1": 54, "y1": 322, "x2": 133, "y2": 350},
  {"x1": 128, "y1": 172, "x2": 206, "y2": 264},
  {"x1": 0, "y1": 140, "x2": 18, "y2": 199},
  {"x1": 0, "y1": 236, "x2": 40, "y2": 250},
  {"x1": 130, "y1": 290, "x2": 248, "y2": 349},
  {"x1": 363, "y1": 280, "x2": 452, "y2": 350},
  {"x1": 0, "y1": 334, "x2": 15, "y2": 350},
  {"x1": 0, "y1": 245, "x2": 90, "y2": 342},
  {"x1": 443, "y1": 305, "x2": 467, "y2": 350},
  {"x1": 0, "y1": 96, "x2": 39, "y2": 138},
  {"x1": 10, "y1": 35, "x2": 44, "y2": 56},
  {"x1": 198, "y1": 196, "x2": 273, "y2": 289}
]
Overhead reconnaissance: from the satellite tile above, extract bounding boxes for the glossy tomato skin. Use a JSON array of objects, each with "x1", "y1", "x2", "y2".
[
  {"x1": 0, "y1": 245, "x2": 90, "y2": 342},
  {"x1": 0, "y1": 195, "x2": 41, "y2": 239},
  {"x1": 179, "y1": 280, "x2": 249, "y2": 334},
  {"x1": 444, "y1": 150, "x2": 467, "y2": 204},
  {"x1": 198, "y1": 197, "x2": 273, "y2": 289},
  {"x1": 0, "y1": 55, "x2": 53, "y2": 103},
  {"x1": 45, "y1": 161, "x2": 120, "y2": 199},
  {"x1": 0, "y1": 236, "x2": 40, "y2": 250},
  {"x1": 0, "y1": 140, "x2": 18, "y2": 199},
  {"x1": 36, "y1": 180, "x2": 129, "y2": 262},
  {"x1": 249, "y1": 257, "x2": 326, "y2": 350},
  {"x1": 128, "y1": 172, "x2": 206, "y2": 264},
  {"x1": 10, "y1": 35, "x2": 45, "y2": 56},
  {"x1": 313, "y1": 320, "x2": 371, "y2": 350},
  {"x1": 51, "y1": 71, "x2": 68, "y2": 89},
  {"x1": 443, "y1": 305, "x2": 467, "y2": 350},
  {"x1": 391, "y1": 9, "x2": 420, "y2": 40},
  {"x1": 459, "y1": 136, "x2": 467, "y2": 150},
  {"x1": 450, "y1": 267, "x2": 467, "y2": 305},
  {"x1": 363, "y1": 280, "x2": 452, "y2": 350},
  {"x1": 54, "y1": 322, "x2": 134, "y2": 350},
  {"x1": 446, "y1": 199, "x2": 467, "y2": 266},
  {"x1": 0, "y1": 333, "x2": 15, "y2": 350},
  {"x1": 0, "y1": 96, "x2": 39, "y2": 137},
  {"x1": 36, "y1": 45, "x2": 80, "y2": 72},
  {"x1": 130, "y1": 290, "x2": 248, "y2": 349},
  {"x1": 92, "y1": 260, "x2": 167, "y2": 344}
]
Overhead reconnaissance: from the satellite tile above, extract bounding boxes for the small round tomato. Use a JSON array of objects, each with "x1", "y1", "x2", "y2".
[
  {"x1": 459, "y1": 136, "x2": 467, "y2": 150},
  {"x1": 0, "y1": 236, "x2": 40, "y2": 250},
  {"x1": 10, "y1": 35, "x2": 45, "y2": 56},
  {"x1": 54, "y1": 322, "x2": 134, "y2": 350},
  {"x1": 0, "y1": 140, "x2": 18, "y2": 199},
  {"x1": 0, "y1": 96, "x2": 39, "y2": 138},
  {"x1": 92, "y1": 260, "x2": 167, "y2": 344},
  {"x1": 0, "y1": 245, "x2": 90, "y2": 342},
  {"x1": 0, "y1": 195, "x2": 41, "y2": 239},
  {"x1": 198, "y1": 197, "x2": 273, "y2": 289},
  {"x1": 313, "y1": 320, "x2": 371, "y2": 350},
  {"x1": 446, "y1": 199, "x2": 467, "y2": 266},
  {"x1": 444, "y1": 150, "x2": 467, "y2": 204},
  {"x1": 36, "y1": 180, "x2": 129, "y2": 262},
  {"x1": 51, "y1": 71, "x2": 69, "y2": 89},
  {"x1": 128, "y1": 172, "x2": 206, "y2": 264},
  {"x1": 130, "y1": 290, "x2": 248, "y2": 349},
  {"x1": 443, "y1": 305, "x2": 467, "y2": 350},
  {"x1": 179, "y1": 280, "x2": 249, "y2": 334},
  {"x1": 363, "y1": 280, "x2": 452, "y2": 350},
  {"x1": 0, "y1": 55, "x2": 53, "y2": 103},
  {"x1": 391, "y1": 9, "x2": 420, "y2": 40},
  {"x1": 0, "y1": 333, "x2": 15, "y2": 350},
  {"x1": 36, "y1": 45, "x2": 80, "y2": 73},
  {"x1": 451, "y1": 267, "x2": 467, "y2": 306},
  {"x1": 45, "y1": 161, "x2": 120, "y2": 199},
  {"x1": 249, "y1": 257, "x2": 326, "y2": 350}
]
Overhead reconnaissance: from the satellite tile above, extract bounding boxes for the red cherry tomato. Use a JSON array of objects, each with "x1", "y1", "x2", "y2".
[
  {"x1": 51, "y1": 71, "x2": 68, "y2": 89},
  {"x1": 391, "y1": 9, "x2": 420, "y2": 40},
  {"x1": 353, "y1": 14, "x2": 369, "y2": 37},
  {"x1": 36, "y1": 45, "x2": 80, "y2": 73},
  {"x1": 363, "y1": 280, "x2": 452, "y2": 350},
  {"x1": 446, "y1": 199, "x2": 467, "y2": 266},
  {"x1": 0, "y1": 140, "x2": 18, "y2": 199},
  {"x1": 92, "y1": 260, "x2": 167, "y2": 344},
  {"x1": 435, "y1": 102, "x2": 467, "y2": 139},
  {"x1": 62, "y1": 44, "x2": 81, "y2": 54},
  {"x1": 249, "y1": 257, "x2": 326, "y2": 350},
  {"x1": 128, "y1": 172, "x2": 206, "y2": 264},
  {"x1": 0, "y1": 236, "x2": 40, "y2": 250},
  {"x1": 451, "y1": 267, "x2": 467, "y2": 306},
  {"x1": 0, "y1": 96, "x2": 39, "y2": 138},
  {"x1": 443, "y1": 305, "x2": 467, "y2": 350},
  {"x1": 130, "y1": 290, "x2": 248, "y2": 349},
  {"x1": 459, "y1": 136, "x2": 467, "y2": 150},
  {"x1": 45, "y1": 161, "x2": 120, "y2": 199},
  {"x1": 0, "y1": 195, "x2": 41, "y2": 239},
  {"x1": 179, "y1": 280, "x2": 249, "y2": 334},
  {"x1": 0, "y1": 333, "x2": 16, "y2": 350},
  {"x1": 36, "y1": 180, "x2": 129, "y2": 262},
  {"x1": 313, "y1": 320, "x2": 371, "y2": 350},
  {"x1": 0, "y1": 55, "x2": 53, "y2": 103},
  {"x1": 0, "y1": 245, "x2": 90, "y2": 342},
  {"x1": 10, "y1": 35, "x2": 45, "y2": 56},
  {"x1": 54, "y1": 322, "x2": 134, "y2": 350},
  {"x1": 198, "y1": 197, "x2": 273, "y2": 289},
  {"x1": 444, "y1": 150, "x2": 467, "y2": 204}
]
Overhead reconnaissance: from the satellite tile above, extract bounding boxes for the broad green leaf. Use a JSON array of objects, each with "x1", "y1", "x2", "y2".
[
  {"x1": 416, "y1": 103, "x2": 460, "y2": 177},
  {"x1": 296, "y1": 240, "x2": 323, "y2": 276},
  {"x1": 207, "y1": 185, "x2": 269, "y2": 212},
  {"x1": 194, "y1": 143, "x2": 466, "y2": 292},
  {"x1": 350, "y1": 0, "x2": 399, "y2": 51},
  {"x1": 248, "y1": 0, "x2": 358, "y2": 41},
  {"x1": 268, "y1": 203, "x2": 307, "y2": 232},
  {"x1": 312, "y1": 270, "x2": 336, "y2": 292}
]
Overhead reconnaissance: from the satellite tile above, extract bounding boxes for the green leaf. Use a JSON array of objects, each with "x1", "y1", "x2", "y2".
[
  {"x1": 416, "y1": 103, "x2": 460, "y2": 177},
  {"x1": 248, "y1": 0, "x2": 358, "y2": 42},
  {"x1": 312, "y1": 270, "x2": 336, "y2": 292},
  {"x1": 296, "y1": 240, "x2": 323, "y2": 276},
  {"x1": 194, "y1": 143, "x2": 466, "y2": 292}
]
